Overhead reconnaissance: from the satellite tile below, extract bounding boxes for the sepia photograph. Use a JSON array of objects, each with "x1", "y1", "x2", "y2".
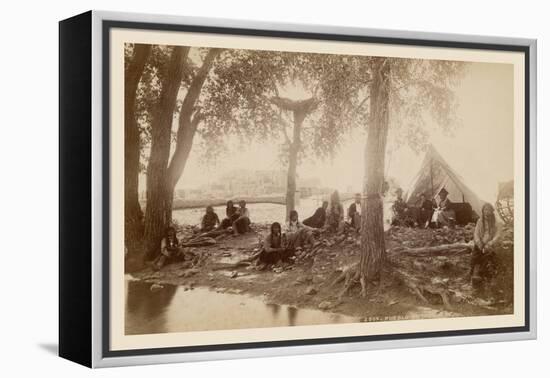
[{"x1": 110, "y1": 28, "x2": 527, "y2": 351}]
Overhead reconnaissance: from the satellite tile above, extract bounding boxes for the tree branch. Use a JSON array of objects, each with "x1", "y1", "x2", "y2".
[
  {"x1": 354, "y1": 94, "x2": 370, "y2": 113},
  {"x1": 166, "y1": 48, "x2": 223, "y2": 188},
  {"x1": 191, "y1": 109, "x2": 204, "y2": 128},
  {"x1": 277, "y1": 113, "x2": 292, "y2": 145}
]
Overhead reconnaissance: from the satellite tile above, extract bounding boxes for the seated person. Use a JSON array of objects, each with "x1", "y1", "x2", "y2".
[
  {"x1": 471, "y1": 203, "x2": 501, "y2": 286},
  {"x1": 391, "y1": 188, "x2": 413, "y2": 226},
  {"x1": 347, "y1": 193, "x2": 362, "y2": 231},
  {"x1": 417, "y1": 193, "x2": 433, "y2": 227},
  {"x1": 219, "y1": 200, "x2": 239, "y2": 229},
  {"x1": 233, "y1": 200, "x2": 251, "y2": 235},
  {"x1": 285, "y1": 210, "x2": 315, "y2": 249},
  {"x1": 153, "y1": 226, "x2": 181, "y2": 270},
  {"x1": 325, "y1": 190, "x2": 345, "y2": 234},
  {"x1": 257, "y1": 222, "x2": 293, "y2": 266},
  {"x1": 201, "y1": 205, "x2": 220, "y2": 232},
  {"x1": 303, "y1": 200, "x2": 328, "y2": 228},
  {"x1": 431, "y1": 188, "x2": 456, "y2": 227}
]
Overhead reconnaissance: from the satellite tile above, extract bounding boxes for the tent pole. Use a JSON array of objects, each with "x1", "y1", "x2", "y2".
[{"x1": 430, "y1": 160, "x2": 434, "y2": 199}]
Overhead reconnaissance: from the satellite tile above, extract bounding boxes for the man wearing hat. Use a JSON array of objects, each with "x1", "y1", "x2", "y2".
[{"x1": 431, "y1": 187, "x2": 456, "y2": 227}]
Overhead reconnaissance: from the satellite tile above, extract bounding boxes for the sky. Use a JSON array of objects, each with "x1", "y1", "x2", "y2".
[{"x1": 143, "y1": 60, "x2": 514, "y2": 204}]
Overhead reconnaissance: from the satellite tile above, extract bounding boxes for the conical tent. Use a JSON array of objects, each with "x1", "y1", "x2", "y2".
[{"x1": 404, "y1": 145, "x2": 485, "y2": 217}]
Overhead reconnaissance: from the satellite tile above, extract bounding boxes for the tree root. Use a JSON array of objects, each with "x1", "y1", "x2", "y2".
[
  {"x1": 211, "y1": 261, "x2": 253, "y2": 271},
  {"x1": 330, "y1": 261, "x2": 453, "y2": 309},
  {"x1": 180, "y1": 237, "x2": 217, "y2": 248},
  {"x1": 210, "y1": 251, "x2": 262, "y2": 271},
  {"x1": 393, "y1": 242, "x2": 472, "y2": 257},
  {"x1": 393, "y1": 268, "x2": 453, "y2": 310},
  {"x1": 331, "y1": 262, "x2": 366, "y2": 299},
  {"x1": 295, "y1": 243, "x2": 325, "y2": 261}
]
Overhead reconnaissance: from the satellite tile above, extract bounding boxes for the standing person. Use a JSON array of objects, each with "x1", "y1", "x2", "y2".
[
  {"x1": 303, "y1": 200, "x2": 328, "y2": 228},
  {"x1": 200, "y1": 205, "x2": 220, "y2": 232},
  {"x1": 471, "y1": 203, "x2": 501, "y2": 286},
  {"x1": 431, "y1": 188, "x2": 456, "y2": 227},
  {"x1": 325, "y1": 190, "x2": 345, "y2": 234},
  {"x1": 233, "y1": 200, "x2": 251, "y2": 235},
  {"x1": 219, "y1": 200, "x2": 239, "y2": 229},
  {"x1": 285, "y1": 210, "x2": 315, "y2": 249},
  {"x1": 417, "y1": 193, "x2": 434, "y2": 227},
  {"x1": 347, "y1": 193, "x2": 362, "y2": 231}
]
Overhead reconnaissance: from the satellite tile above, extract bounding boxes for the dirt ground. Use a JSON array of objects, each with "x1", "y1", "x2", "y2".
[{"x1": 129, "y1": 222, "x2": 514, "y2": 322}]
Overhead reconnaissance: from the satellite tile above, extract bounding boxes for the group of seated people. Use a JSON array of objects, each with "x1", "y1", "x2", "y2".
[
  {"x1": 155, "y1": 189, "x2": 499, "y2": 287},
  {"x1": 156, "y1": 191, "x2": 359, "y2": 269},
  {"x1": 152, "y1": 200, "x2": 252, "y2": 270},
  {"x1": 257, "y1": 210, "x2": 318, "y2": 267},
  {"x1": 303, "y1": 191, "x2": 362, "y2": 233},
  {"x1": 391, "y1": 187, "x2": 457, "y2": 228},
  {"x1": 155, "y1": 190, "x2": 500, "y2": 289},
  {"x1": 199, "y1": 200, "x2": 252, "y2": 236},
  {"x1": 258, "y1": 190, "x2": 367, "y2": 267},
  {"x1": 160, "y1": 187, "x2": 459, "y2": 268}
]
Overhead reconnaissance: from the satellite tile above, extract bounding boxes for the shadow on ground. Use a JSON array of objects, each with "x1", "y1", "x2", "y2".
[{"x1": 37, "y1": 343, "x2": 58, "y2": 356}]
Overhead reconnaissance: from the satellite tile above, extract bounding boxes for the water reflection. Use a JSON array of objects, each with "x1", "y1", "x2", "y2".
[
  {"x1": 287, "y1": 306, "x2": 298, "y2": 326},
  {"x1": 125, "y1": 280, "x2": 359, "y2": 335},
  {"x1": 266, "y1": 302, "x2": 280, "y2": 316},
  {"x1": 125, "y1": 280, "x2": 177, "y2": 335}
]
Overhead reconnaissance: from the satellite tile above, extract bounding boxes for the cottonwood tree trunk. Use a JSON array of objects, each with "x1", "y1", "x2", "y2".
[
  {"x1": 271, "y1": 97, "x2": 317, "y2": 219},
  {"x1": 286, "y1": 149, "x2": 299, "y2": 219},
  {"x1": 163, "y1": 49, "x2": 223, "y2": 223},
  {"x1": 359, "y1": 57, "x2": 390, "y2": 297},
  {"x1": 124, "y1": 44, "x2": 151, "y2": 251},
  {"x1": 164, "y1": 191, "x2": 174, "y2": 228},
  {"x1": 285, "y1": 111, "x2": 304, "y2": 220},
  {"x1": 143, "y1": 46, "x2": 189, "y2": 258}
]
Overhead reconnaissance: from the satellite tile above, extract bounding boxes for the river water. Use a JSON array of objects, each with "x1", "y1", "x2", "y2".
[
  {"x1": 125, "y1": 280, "x2": 359, "y2": 335},
  {"x1": 172, "y1": 198, "x2": 393, "y2": 227}
]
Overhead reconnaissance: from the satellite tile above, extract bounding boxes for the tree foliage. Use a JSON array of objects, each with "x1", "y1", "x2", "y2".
[
  {"x1": 199, "y1": 50, "x2": 375, "y2": 164},
  {"x1": 132, "y1": 45, "x2": 197, "y2": 172},
  {"x1": 387, "y1": 58, "x2": 466, "y2": 153}
]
